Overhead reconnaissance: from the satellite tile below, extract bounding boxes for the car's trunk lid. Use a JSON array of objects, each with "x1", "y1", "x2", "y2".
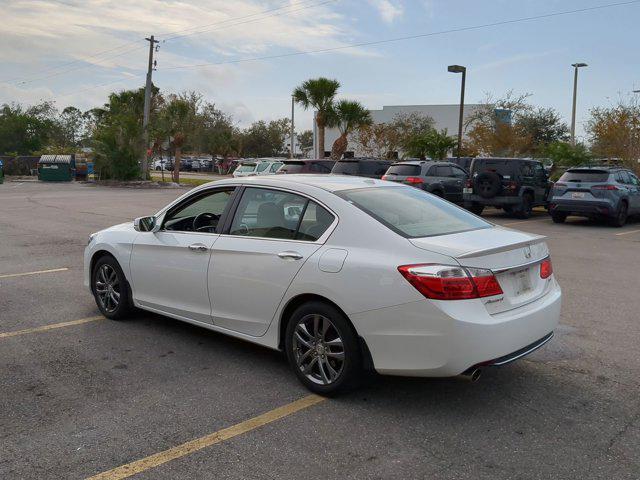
[{"x1": 409, "y1": 227, "x2": 552, "y2": 314}]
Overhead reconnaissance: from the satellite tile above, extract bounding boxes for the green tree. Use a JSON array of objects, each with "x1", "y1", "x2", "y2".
[
  {"x1": 297, "y1": 129, "x2": 313, "y2": 156},
  {"x1": 92, "y1": 88, "x2": 146, "y2": 180},
  {"x1": 0, "y1": 102, "x2": 58, "y2": 154},
  {"x1": 403, "y1": 129, "x2": 457, "y2": 160},
  {"x1": 159, "y1": 92, "x2": 200, "y2": 183},
  {"x1": 326, "y1": 100, "x2": 372, "y2": 159},
  {"x1": 293, "y1": 77, "x2": 340, "y2": 158},
  {"x1": 240, "y1": 119, "x2": 290, "y2": 157},
  {"x1": 194, "y1": 102, "x2": 239, "y2": 157},
  {"x1": 58, "y1": 106, "x2": 85, "y2": 148},
  {"x1": 544, "y1": 141, "x2": 592, "y2": 168}
]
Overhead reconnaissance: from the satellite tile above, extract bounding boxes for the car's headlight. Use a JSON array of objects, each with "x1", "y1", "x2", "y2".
[{"x1": 88, "y1": 233, "x2": 98, "y2": 245}]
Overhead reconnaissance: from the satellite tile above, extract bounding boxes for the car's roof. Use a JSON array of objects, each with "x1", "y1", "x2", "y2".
[
  {"x1": 206, "y1": 174, "x2": 389, "y2": 193},
  {"x1": 337, "y1": 157, "x2": 391, "y2": 162},
  {"x1": 393, "y1": 160, "x2": 449, "y2": 166}
]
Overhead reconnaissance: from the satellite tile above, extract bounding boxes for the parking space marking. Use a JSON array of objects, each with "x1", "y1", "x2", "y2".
[
  {"x1": 615, "y1": 229, "x2": 640, "y2": 236},
  {"x1": 0, "y1": 316, "x2": 103, "y2": 339},
  {"x1": 86, "y1": 394, "x2": 326, "y2": 480},
  {"x1": 0, "y1": 267, "x2": 69, "y2": 279},
  {"x1": 500, "y1": 218, "x2": 550, "y2": 227}
]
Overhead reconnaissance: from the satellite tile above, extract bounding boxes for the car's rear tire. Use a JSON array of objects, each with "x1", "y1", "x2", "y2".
[
  {"x1": 551, "y1": 212, "x2": 567, "y2": 223},
  {"x1": 285, "y1": 301, "x2": 362, "y2": 396},
  {"x1": 609, "y1": 202, "x2": 628, "y2": 227},
  {"x1": 92, "y1": 255, "x2": 132, "y2": 320},
  {"x1": 516, "y1": 194, "x2": 533, "y2": 219}
]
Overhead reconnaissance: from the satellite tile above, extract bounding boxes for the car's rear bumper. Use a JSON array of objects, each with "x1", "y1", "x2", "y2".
[
  {"x1": 549, "y1": 198, "x2": 616, "y2": 216},
  {"x1": 464, "y1": 194, "x2": 521, "y2": 206},
  {"x1": 350, "y1": 280, "x2": 561, "y2": 377}
]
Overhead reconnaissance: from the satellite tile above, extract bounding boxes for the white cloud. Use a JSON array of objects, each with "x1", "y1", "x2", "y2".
[{"x1": 368, "y1": 0, "x2": 403, "y2": 23}]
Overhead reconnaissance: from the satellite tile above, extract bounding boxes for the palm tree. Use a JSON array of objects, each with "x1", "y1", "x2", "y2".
[
  {"x1": 326, "y1": 100, "x2": 372, "y2": 160},
  {"x1": 160, "y1": 93, "x2": 199, "y2": 183},
  {"x1": 292, "y1": 77, "x2": 340, "y2": 158}
]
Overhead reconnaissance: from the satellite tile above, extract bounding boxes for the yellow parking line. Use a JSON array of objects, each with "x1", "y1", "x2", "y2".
[
  {"x1": 0, "y1": 316, "x2": 103, "y2": 339},
  {"x1": 615, "y1": 229, "x2": 640, "y2": 236},
  {"x1": 86, "y1": 394, "x2": 326, "y2": 480},
  {"x1": 0, "y1": 267, "x2": 69, "y2": 279}
]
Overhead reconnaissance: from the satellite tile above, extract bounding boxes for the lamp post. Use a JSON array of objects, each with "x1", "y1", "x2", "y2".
[
  {"x1": 290, "y1": 95, "x2": 295, "y2": 159},
  {"x1": 570, "y1": 62, "x2": 588, "y2": 145},
  {"x1": 448, "y1": 64, "x2": 466, "y2": 159}
]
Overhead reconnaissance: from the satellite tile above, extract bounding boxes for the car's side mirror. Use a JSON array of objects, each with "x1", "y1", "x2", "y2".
[{"x1": 134, "y1": 216, "x2": 157, "y2": 232}]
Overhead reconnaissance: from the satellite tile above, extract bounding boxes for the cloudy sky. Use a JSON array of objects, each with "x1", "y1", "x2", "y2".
[{"x1": 1, "y1": 0, "x2": 638, "y2": 138}]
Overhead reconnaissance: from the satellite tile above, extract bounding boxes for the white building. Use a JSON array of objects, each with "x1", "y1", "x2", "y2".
[{"x1": 314, "y1": 104, "x2": 482, "y2": 159}]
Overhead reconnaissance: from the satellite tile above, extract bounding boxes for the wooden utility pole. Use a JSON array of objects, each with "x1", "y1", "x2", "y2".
[{"x1": 142, "y1": 35, "x2": 159, "y2": 179}]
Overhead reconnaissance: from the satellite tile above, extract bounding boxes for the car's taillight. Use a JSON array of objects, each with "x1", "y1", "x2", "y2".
[
  {"x1": 505, "y1": 181, "x2": 518, "y2": 192},
  {"x1": 397, "y1": 264, "x2": 503, "y2": 300},
  {"x1": 540, "y1": 258, "x2": 553, "y2": 279},
  {"x1": 405, "y1": 176, "x2": 424, "y2": 185},
  {"x1": 465, "y1": 179, "x2": 473, "y2": 188},
  {"x1": 381, "y1": 175, "x2": 389, "y2": 180},
  {"x1": 592, "y1": 184, "x2": 620, "y2": 191},
  {"x1": 554, "y1": 182, "x2": 567, "y2": 188}
]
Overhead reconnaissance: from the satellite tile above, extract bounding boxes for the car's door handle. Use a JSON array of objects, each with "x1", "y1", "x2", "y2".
[
  {"x1": 277, "y1": 251, "x2": 303, "y2": 260},
  {"x1": 188, "y1": 243, "x2": 208, "y2": 252}
]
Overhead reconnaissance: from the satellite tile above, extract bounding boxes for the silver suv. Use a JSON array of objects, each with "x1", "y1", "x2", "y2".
[{"x1": 548, "y1": 166, "x2": 640, "y2": 227}]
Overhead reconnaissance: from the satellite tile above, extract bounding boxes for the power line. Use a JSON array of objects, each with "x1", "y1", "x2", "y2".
[{"x1": 162, "y1": 0, "x2": 640, "y2": 71}]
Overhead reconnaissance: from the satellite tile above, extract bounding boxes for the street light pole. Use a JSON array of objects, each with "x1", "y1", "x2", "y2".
[
  {"x1": 290, "y1": 95, "x2": 295, "y2": 159},
  {"x1": 570, "y1": 62, "x2": 588, "y2": 146},
  {"x1": 448, "y1": 65, "x2": 466, "y2": 159}
]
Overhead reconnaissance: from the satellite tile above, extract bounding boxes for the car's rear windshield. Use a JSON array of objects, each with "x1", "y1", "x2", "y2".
[
  {"x1": 337, "y1": 186, "x2": 491, "y2": 238},
  {"x1": 385, "y1": 164, "x2": 421, "y2": 176},
  {"x1": 559, "y1": 169, "x2": 610, "y2": 183},
  {"x1": 279, "y1": 162, "x2": 305, "y2": 173},
  {"x1": 236, "y1": 164, "x2": 256, "y2": 172},
  {"x1": 332, "y1": 161, "x2": 360, "y2": 175}
]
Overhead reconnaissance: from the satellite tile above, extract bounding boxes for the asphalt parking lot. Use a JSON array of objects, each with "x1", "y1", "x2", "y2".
[{"x1": 1, "y1": 180, "x2": 639, "y2": 480}]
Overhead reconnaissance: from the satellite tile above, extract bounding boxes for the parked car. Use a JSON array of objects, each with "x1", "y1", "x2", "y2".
[
  {"x1": 152, "y1": 158, "x2": 172, "y2": 171},
  {"x1": 85, "y1": 175, "x2": 561, "y2": 394},
  {"x1": 233, "y1": 160, "x2": 282, "y2": 177},
  {"x1": 382, "y1": 161, "x2": 468, "y2": 204},
  {"x1": 276, "y1": 159, "x2": 335, "y2": 174},
  {"x1": 548, "y1": 166, "x2": 640, "y2": 227},
  {"x1": 464, "y1": 158, "x2": 551, "y2": 218},
  {"x1": 331, "y1": 158, "x2": 393, "y2": 179}
]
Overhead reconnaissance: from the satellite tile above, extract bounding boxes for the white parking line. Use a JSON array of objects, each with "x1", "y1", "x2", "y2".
[
  {"x1": 615, "y1": 229, "x2": 640, "y2": 237},
  {"x1": 0, "y1": 267, "x2": 69, "y2": 279}
]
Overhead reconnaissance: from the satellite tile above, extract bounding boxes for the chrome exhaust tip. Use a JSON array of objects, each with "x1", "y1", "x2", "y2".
[{"x1": 457, "y1": 368, "x2": 482, "y2": 382}]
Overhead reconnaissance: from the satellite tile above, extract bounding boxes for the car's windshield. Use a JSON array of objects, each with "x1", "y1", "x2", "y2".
[
  {"x1": 236, "y1": 164, "x2": 256, "y2": 172},
  {"x1": 559, "y1": 170, "x2": 610, "y2": 183},
  {"x1": 338, "y1": 186, "x2": 491, "y2": 238}
]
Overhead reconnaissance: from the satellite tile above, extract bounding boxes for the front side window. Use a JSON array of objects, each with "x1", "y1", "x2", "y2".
[
  {"x1": 451, "y1": 166, "x2": 467, "y2": 178},
  {"x1": 434, "y1": 166, "x2": 452, "y2": 177},
  {"x1": 270, "y1": 162, "x2": 283, "y2": 172},
  {"x1": 229, "y1": 188, "x2": 334, "y2": 241},
  {"x1": 164, "y1": 188, "x2": 235, "y2": 233},
  {"x1": 256, "y1": 162, "x2": 270, "y2": 173},
  {"x1": 338, "y1": 186, "x2": 490, "y2": 238}
]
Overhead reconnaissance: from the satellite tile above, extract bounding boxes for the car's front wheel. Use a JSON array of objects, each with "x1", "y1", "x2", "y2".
[
  {"x1": 92, "y1": 255, "x2": 132, "y2": 320},
  {"x1": 285, "y1": 301, "x2": 362, "y2": 395}
]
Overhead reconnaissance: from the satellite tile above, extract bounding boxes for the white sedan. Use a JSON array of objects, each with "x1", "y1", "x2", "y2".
[{"x1": 84, "y1": 175, "x2": 561, "y2": 394}]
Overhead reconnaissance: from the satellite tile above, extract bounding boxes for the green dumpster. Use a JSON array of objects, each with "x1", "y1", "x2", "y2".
[{"x1": 38, "y1": 155, "x2": 75, "y2": 182}]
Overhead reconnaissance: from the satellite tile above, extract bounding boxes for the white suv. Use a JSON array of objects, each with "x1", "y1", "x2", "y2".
[{"x1": 233, "y1": 159, "x2": 284, "y2": 177}]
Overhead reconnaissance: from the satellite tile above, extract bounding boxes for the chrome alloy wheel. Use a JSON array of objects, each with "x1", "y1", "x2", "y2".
[
  {"x1": 95, "y1": 264, "x2": 120, "y2": 313},
  {"x1": 292, "y1": 314, "x2": 345, "y2": 385}
]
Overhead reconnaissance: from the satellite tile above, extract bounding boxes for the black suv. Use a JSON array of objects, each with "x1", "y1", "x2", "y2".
[
  {"x1": 331, "y1": 158, "x2": 393, "y2": 179},
  {"x1": 463, "y1": 158, "x2": 551, "y2": 217},
  {"x1": 382, "y1": 161, "x2": 468, "y2": 204}
]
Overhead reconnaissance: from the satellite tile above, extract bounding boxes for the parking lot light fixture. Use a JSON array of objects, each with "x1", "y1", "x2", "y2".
[
  {"x1": 570, "y1": 62, "x2": 588, "y2": 145},
  {"x1": 448, "y1": 65, "x2": 466, "y2": 159}
]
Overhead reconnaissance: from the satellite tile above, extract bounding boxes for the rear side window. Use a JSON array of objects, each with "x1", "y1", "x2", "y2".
[
  {"x1": 310, "y1": 162, "x2": 333, "y2": 173},
  {"x1": 434, "y1": 166, "x2": 453, "y2": 177},
  {"x1": 559, "y1": 170, "x2": 610, "y2": 183},
  {"x1": 385, "y1": 164, "x2": 421, "y2": 176},
  {"x1": 256, "y1": 163, "x2": 270, "y2": 173},
  {"x1": 338, "y1": 186, "x2": 490, "y2": 238},
  {"x1": 229, "y1": 187, "x2": 334, "y2": 241},
  {"x1": 472, "y1": 159, "x2": 517, "y2": 176}
]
